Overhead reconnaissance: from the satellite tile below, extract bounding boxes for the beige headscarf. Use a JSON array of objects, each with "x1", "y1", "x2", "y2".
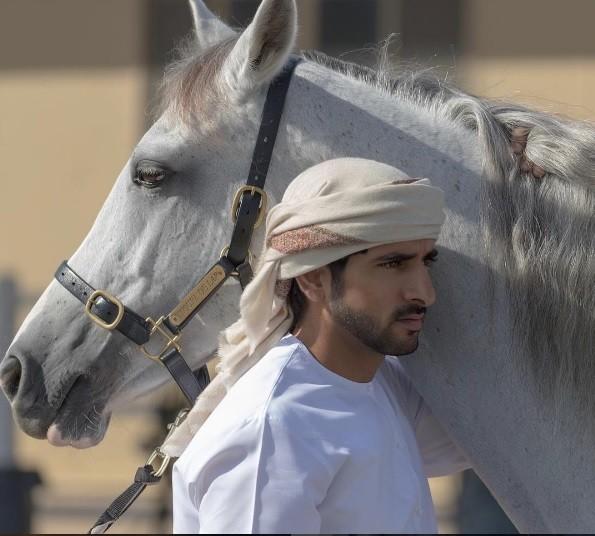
[{"x1": 162, "y1": 158, "x2": 445, "y2": 456}]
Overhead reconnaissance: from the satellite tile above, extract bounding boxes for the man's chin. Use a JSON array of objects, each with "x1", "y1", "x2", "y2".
[
  {"x1": 392, "y1": 341, "x2": 419, "y2": 357},
  {"x1": 385, "y1": 329, "x2": 420, "y2": 356}
]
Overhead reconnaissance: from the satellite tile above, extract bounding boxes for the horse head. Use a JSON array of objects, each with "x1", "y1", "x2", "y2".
[{"x1": 0, "y1": 0, "x2": 299, "y2": 448}]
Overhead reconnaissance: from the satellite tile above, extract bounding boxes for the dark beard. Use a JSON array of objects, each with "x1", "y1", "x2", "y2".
[
  {"x1": 329, "y1": 272, "x2": 426, "y2": 355},
  {"x1": 328, "y1": 297, "x2": 426, "y2": 356},
  {"x1": 327, "y1": 266, "x2": 427, "y2": 356}
]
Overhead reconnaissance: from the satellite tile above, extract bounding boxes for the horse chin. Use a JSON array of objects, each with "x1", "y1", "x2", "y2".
[
  {"x1": 40, "y1": 373, "x2": 113, "y2": 448},
  {"x1": 46, "y1": 412, "x2": 111, "y2": 449}
]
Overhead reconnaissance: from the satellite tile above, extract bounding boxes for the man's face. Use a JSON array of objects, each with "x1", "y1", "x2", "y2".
[{"x1": 326, "y1": 239, "x2": 437, "y2": 356}]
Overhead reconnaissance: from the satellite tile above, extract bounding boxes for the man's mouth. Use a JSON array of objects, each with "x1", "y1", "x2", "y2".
[{"x1": 395, "y1": 314, "x2": 424, "y2": 332}]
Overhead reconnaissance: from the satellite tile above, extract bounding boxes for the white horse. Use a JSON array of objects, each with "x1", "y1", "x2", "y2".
[{"x1": 1, "y1": 0, "x2": 593, "y2": 531}]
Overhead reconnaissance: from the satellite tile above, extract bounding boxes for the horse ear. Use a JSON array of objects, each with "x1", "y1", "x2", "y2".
[
  {"x1": 188, "y1": 0, "x2": 236, "y2": 51},
  {"x1": 221, "y1": 0, "x2": 297, "y2": 96}
]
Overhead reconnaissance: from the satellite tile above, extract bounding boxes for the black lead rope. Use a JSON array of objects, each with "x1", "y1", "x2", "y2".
[
  {"x1": 52, "y1": 57, "x2": 301, "y2": 534},
  {"x1": 88, "y1": 466, "x2": 162, "y2": 535}
]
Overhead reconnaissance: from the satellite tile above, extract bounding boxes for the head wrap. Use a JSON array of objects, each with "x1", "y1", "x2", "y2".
[{"x1": 162, "y1": 158, "x2": 445, "y2": 456}]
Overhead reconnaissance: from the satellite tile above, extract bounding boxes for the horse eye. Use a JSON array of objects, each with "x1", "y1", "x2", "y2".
[{"x1": 133, "y1": 163, "x2": 168, "y2": 189}]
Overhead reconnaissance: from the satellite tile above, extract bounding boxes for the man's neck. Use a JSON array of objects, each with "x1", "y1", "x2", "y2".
[{"x1": 292, "y1": 311, "x2": 384, "y2": 383}]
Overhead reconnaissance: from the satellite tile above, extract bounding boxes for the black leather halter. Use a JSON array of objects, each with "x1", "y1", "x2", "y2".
[
  {"x1": 53, "y1": 57, "x2": 301, "y2": 535},
  {"x1": 55, "y1": 57, "x2": 300, "y2": 406}
]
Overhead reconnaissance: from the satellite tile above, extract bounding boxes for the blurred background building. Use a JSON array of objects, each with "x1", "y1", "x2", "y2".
[{"x1": 1, "y1": 0, "x2": 594, "y2": 533}]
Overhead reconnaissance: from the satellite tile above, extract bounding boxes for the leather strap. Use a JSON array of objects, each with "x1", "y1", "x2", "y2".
[
  {"x1": 54, "y1": 260, "x2": 208, "y2": 405},
  {"x1": 161, "y1": 348, "x2": 210, "y2": 404},
  {"x1": 55, "y1": 261, "x2": 151, "y2": 346},
  {"x1": 226, "y1": 56, "x2": 301, "y2": 267},
  {"x1": 88, "y1": 465, "x2": 161, "y2": 534},
  {"x1": 235, "y1": 260, "x2": 254, "y2": 290}
]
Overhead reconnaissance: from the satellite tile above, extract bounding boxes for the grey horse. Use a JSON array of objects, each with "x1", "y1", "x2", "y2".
[{"x1": 1, "y1": 0, "x2": 594, "y2": 532}]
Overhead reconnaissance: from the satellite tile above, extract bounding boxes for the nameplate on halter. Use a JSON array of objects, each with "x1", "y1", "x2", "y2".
[{"x1": 169, "y1": 265, "x2": 227, "y2": 327}]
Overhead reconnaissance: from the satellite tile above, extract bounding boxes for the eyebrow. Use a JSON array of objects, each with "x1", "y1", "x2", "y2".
[{"x1": 374, "y1": 248, "x2": 438, "y2": 263}]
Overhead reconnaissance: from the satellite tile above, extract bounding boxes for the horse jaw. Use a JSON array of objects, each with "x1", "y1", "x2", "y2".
[
  {"x1": 188, "y1": 0, "x2": 236, "y2": 52},
  {"x1": 220, "y1": 0, "x2": 297, "y2": 97}
]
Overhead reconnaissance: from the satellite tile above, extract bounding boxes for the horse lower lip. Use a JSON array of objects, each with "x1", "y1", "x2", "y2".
[
  {"x1": 43, "y1": 375, "x2": 111, "y2": 446},
  {"x1": 47, "y1": 423, "x2": 70, "y2": 447},
  {"x1": 47, "y1": 422, "x2": 103, "y2": 448}
]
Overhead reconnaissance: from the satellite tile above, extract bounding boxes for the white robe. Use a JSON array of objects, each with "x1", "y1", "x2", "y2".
[{"x1": 173, "y1": 335, "x2": 469, "y2": 533}]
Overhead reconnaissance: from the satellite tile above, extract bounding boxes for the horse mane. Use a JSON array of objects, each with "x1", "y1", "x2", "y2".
[{"x1": 160, "y1": 40, "x2": 595, "y2": 416}]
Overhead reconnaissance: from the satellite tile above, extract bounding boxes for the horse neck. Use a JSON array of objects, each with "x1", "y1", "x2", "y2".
[
  {"x1": 272, "y1": 60, "x2": 484, "y2": 202},
  {"x1": 270, "y1": 61, "x2": 595, "y2": 532}
]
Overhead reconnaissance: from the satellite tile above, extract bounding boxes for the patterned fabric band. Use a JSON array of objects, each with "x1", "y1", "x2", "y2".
[
  {"x1": 163, "y1": 158, "x2": 445, "y2": 456},
  {"x1": 270, "y1": 226, "x2": 365, "y2": 297}
]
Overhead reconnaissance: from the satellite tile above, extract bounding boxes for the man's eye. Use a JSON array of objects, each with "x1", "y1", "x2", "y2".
[
  {"x1": 380, "y1": 260, "x2": 403, "y2": 269},
  {"x1": 424, "y1": 255, "x2": 438, "y2": 267}
]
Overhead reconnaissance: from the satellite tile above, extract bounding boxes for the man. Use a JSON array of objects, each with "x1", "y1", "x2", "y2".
[{"x1": 169, "y1": 158, "x2": 469, "y2": 533}]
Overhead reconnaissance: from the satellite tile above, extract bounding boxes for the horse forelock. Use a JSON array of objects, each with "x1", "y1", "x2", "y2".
[
  {"x1": 159, "y1": 40, "x2": 594, "y2": 417},
  {"x1": 157, "y1": 35, "x2": 238, "y2": 126}
]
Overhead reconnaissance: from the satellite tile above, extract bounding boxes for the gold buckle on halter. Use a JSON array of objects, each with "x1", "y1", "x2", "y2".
[
  {"x1": 84, "y1": 290, "x2": 125, "y2": 331},
  {"x1": 140, "y1": 316, "x2": 182, "y2": 362},
  {"x1": 231, "y1": 185, "x2": 268, "y2": 229},
  {"x1": 145, "y1": 409, "x2": 189, "y2": 477}
]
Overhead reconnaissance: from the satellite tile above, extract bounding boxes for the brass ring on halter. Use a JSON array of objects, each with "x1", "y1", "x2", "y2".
[{"x1": 140, "y1": 316, "x2": 182, "y2": 362}]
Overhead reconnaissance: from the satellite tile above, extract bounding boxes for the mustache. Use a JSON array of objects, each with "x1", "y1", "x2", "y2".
[{"x1": 393, "y1": 305, "x2": 427, "y2": 321}]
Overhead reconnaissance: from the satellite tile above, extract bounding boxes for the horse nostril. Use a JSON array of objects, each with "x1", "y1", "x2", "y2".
[{"x1": 0, "y1": 356, "x2": 22, "y2": 402}]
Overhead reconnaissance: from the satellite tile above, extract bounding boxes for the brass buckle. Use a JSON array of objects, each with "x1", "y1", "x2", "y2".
[
  {"x1": 140, "y1": 316, "x2": 182, "y2": 362},
  {"x1": 145, "y1": 409, "x2": 189, "y2": 478},
  {"x1": 231, "y1": 185, "x2": 268, "y2": 229},
  {"x1": 84, "y1": 290, "x2": 125, "y2": 331},
  {"x1": 146, "y1": 448, "x2": 171, "y2": 478}
]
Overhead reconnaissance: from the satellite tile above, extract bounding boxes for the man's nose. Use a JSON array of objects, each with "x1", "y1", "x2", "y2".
[{"x1": 402, "y1": 268, "x2": 436, "y2": 307}]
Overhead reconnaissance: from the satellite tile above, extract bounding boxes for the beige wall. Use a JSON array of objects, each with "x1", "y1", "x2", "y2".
[{"x1": 458, "y1": 0, "x2": 595, "y2": 119}]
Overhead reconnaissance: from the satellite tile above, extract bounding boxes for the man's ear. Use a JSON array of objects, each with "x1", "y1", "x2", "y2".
[
  {"x1": 188, "y1": 0, "x2": 236, "y2": 52},
  {"x1": 295, "y1": 268, "x2": 331, "y2": 304},
  {"x1": 220, "y1": 0, "x2": 297, "y2": 97}
]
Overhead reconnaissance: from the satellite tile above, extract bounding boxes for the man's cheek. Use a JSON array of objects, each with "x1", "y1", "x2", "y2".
[{"x1": 340, "y1": 287, "x2": 371, "y2": 311}]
